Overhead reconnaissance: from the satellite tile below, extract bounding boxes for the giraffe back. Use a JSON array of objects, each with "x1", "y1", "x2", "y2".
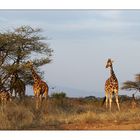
[{"x1": 33, "y1": 80, "x2": 49, "y2": 97}]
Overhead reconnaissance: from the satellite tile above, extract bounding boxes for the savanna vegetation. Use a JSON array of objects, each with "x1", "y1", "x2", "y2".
[
  {"x1": 0, "y1": 94, "x2": 140, "y2": 130},
  {"x1": 0, "y1": 25, "x2": 52, "y2": 93},
  {"x1": 121, "y1": 74, "x2": 140, "y2": 94},
  {"x1": 1, "y1": 26, "x2": 140, "y2": 130}
]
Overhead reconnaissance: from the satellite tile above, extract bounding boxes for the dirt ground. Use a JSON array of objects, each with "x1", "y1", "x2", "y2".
[
  {"x1": 61, "y1": 121, "x2": 140, "y2": 130},
  {"x1": 28, "y1": 120, "x2": 140, "y2": 130}
]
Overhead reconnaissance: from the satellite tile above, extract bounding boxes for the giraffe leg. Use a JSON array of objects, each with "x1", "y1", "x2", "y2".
[
  {"x1": 44, "y1": 88, "x2": 48, "y2": 100},
  {"x1": 15, "y1": 91, "x2": 17, "y2": 98},
  {"x1": 35, "y1": 96, "x2": 39, "y2": 110},
  {"x1": 34, "y1": 88, "x2": 39, "y2": 110},
  {"x1": 43, "y1": 89, "x2": 49, "y2": 113},
  {"x1": 109, "y1": 93, "x2": 112, "y2": 111},
  {"x1": 115, "y1": 94, "x2": 120, "y2": 111},
  {"x1": 1, "y1": 99, "x2": 4, "y2": 112},
  {"x1": 39, "y1": 94, "x2": 43, "y2": 108},
  {"x1": 10, "y1": 89, "x2": 13, "y2": 97},
  {"x1": 35, "y1": 92, "x2": 39, "y2": 110},
  {"x1": 105, "y1": 92, "x2": 108, "y2": 109},
  {"x1": 5, "y1": 98, "x2": 7, "y2": 105},
  {"x1": 1, "y1": 99, "x2": 4, "y2": 107}
]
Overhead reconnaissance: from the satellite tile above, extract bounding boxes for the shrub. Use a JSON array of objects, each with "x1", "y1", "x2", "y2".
[{"x1": 51, "y1": 92, "x2": 67, "y2": 99}]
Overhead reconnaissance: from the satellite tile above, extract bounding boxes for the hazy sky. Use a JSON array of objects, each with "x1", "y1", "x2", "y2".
[{"x1": 0, "y1": 10, "x2": 140, "y2": 96}]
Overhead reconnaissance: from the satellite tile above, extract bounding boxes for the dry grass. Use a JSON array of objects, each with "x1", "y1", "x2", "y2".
[{"x1": 0, "y1": 96, "x2": 140, "y2": 130}]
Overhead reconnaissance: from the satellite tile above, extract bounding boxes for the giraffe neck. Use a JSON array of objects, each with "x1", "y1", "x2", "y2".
[
  {"x1": 31, "y1": 67, "x2": 41, "y2": 83},
  {"x1": 110, "y1": 65, "x2": 116, "y2": 78}
]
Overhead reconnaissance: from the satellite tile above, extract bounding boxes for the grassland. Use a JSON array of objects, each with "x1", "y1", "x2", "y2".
[{"x1": 0, "y1": 95, "x2": 140, "y2": 130}]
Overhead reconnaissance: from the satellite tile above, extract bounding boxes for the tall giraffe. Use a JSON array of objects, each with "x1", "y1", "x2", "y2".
[
  {"x1": 26, "y1": 61, "x2": 49, "y2": 109},
  {"x1": 104, "y1": 58, "x2": 120, "y2": 111}
]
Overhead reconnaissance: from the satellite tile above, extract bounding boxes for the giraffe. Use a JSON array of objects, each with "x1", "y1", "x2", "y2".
[
  {"x1": 10, "y1": 72, "x2": 25, "y2": 99},
  {"x1": 26, "y1": 61, "x2": 49, "y2": 109},
  {"x1": 104, "y1": 58, "x2": 120, "y2": 111},
  {"x1": 0, "y1": 90, "x2": 12, "y2": 106},
  {"x1": 131, "y1": 94, "x2": 137, "y2": 109}
]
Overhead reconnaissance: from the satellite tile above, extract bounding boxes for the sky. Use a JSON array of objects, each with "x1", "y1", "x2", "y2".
[{"x1": 0, "y1": 10, "x2": 140, "y2": 97}]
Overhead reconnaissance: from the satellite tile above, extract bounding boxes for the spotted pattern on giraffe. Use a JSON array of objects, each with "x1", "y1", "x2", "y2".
[{"x1": 104, "y1": 58, "x2": 120, "y2": 111}]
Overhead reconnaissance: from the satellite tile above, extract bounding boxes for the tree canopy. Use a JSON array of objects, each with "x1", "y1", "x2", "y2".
[
  {"x1": 121, "y1": 74, "x2": 140, "y2": 93},
  {"x1": 0, "y1": 25, "x2": 53, "y2": 92}
]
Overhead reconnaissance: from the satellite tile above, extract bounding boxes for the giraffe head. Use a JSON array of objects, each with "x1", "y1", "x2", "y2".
[
  {"x1": 26, "y1": 61, "x2": 33, "y2": 69},
  {"x1": 106, "y1": 58, "x2": 114, "y2": 68},
  {"x1": 26, "y1": 61, "x2": 41, "y2": 81},
  {"x1": 12, "y1": 71, "x2": 18, "y2": 78},
  {"x1": 11, "y1": 72, "x2": 18, "y2": 83}
]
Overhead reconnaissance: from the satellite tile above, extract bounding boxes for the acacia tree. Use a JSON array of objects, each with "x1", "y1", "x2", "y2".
[
  {"x1": 121, "y1": 74, "x2": 140, "y2": 94},
  {"x1": 0, "y1": 25, "x2": 53, "y2": 92}
]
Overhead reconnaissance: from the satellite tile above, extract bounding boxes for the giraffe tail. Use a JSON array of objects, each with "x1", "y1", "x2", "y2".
[{"x1": 101, "y1": 96, "x2": 106, "y2": 107}]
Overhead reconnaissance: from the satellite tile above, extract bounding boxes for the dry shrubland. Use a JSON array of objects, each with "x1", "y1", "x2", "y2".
[{"x1": 0, "y1": 95, "x2": 140, "y2": 130}]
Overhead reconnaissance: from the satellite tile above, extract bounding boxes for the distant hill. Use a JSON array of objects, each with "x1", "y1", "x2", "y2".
[
  {"x1": 26, "y1": 85, "x2": 103, "y2": 97},
  {"x1": 50, "y1": 86, "x2": 89, "y2": 97},
  {"x1": 25, "y1": 85, "x2": 140, "y2": 101},
  {"x1": 49, "y1": 85, "x2": 104, "y2": 97}
]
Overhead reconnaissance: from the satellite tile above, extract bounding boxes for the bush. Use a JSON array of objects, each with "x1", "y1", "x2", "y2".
[
  {"x1": 51, "y1": 92, "x2": 67, "y2": 99},
  {"x1": 0, "y1": 101, "x2": 34, "y2": 130}
]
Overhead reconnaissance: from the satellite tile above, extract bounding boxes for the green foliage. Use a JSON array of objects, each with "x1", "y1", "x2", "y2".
[
  {"x1": 51, "y1": 92, "x2": 67, "y2": 99},
  {"x1": 50, "y1": 92, "x2": 67, "y2": 107},
  {"x1": 119, "y1": 95, "x2": 130, "y2": 102},
  {"x1": 121, "y1": 73, "x2": 140, "y2": 93},
  {"x1": 0, "y1": 25, "x2": 53, "y2": 91}
]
